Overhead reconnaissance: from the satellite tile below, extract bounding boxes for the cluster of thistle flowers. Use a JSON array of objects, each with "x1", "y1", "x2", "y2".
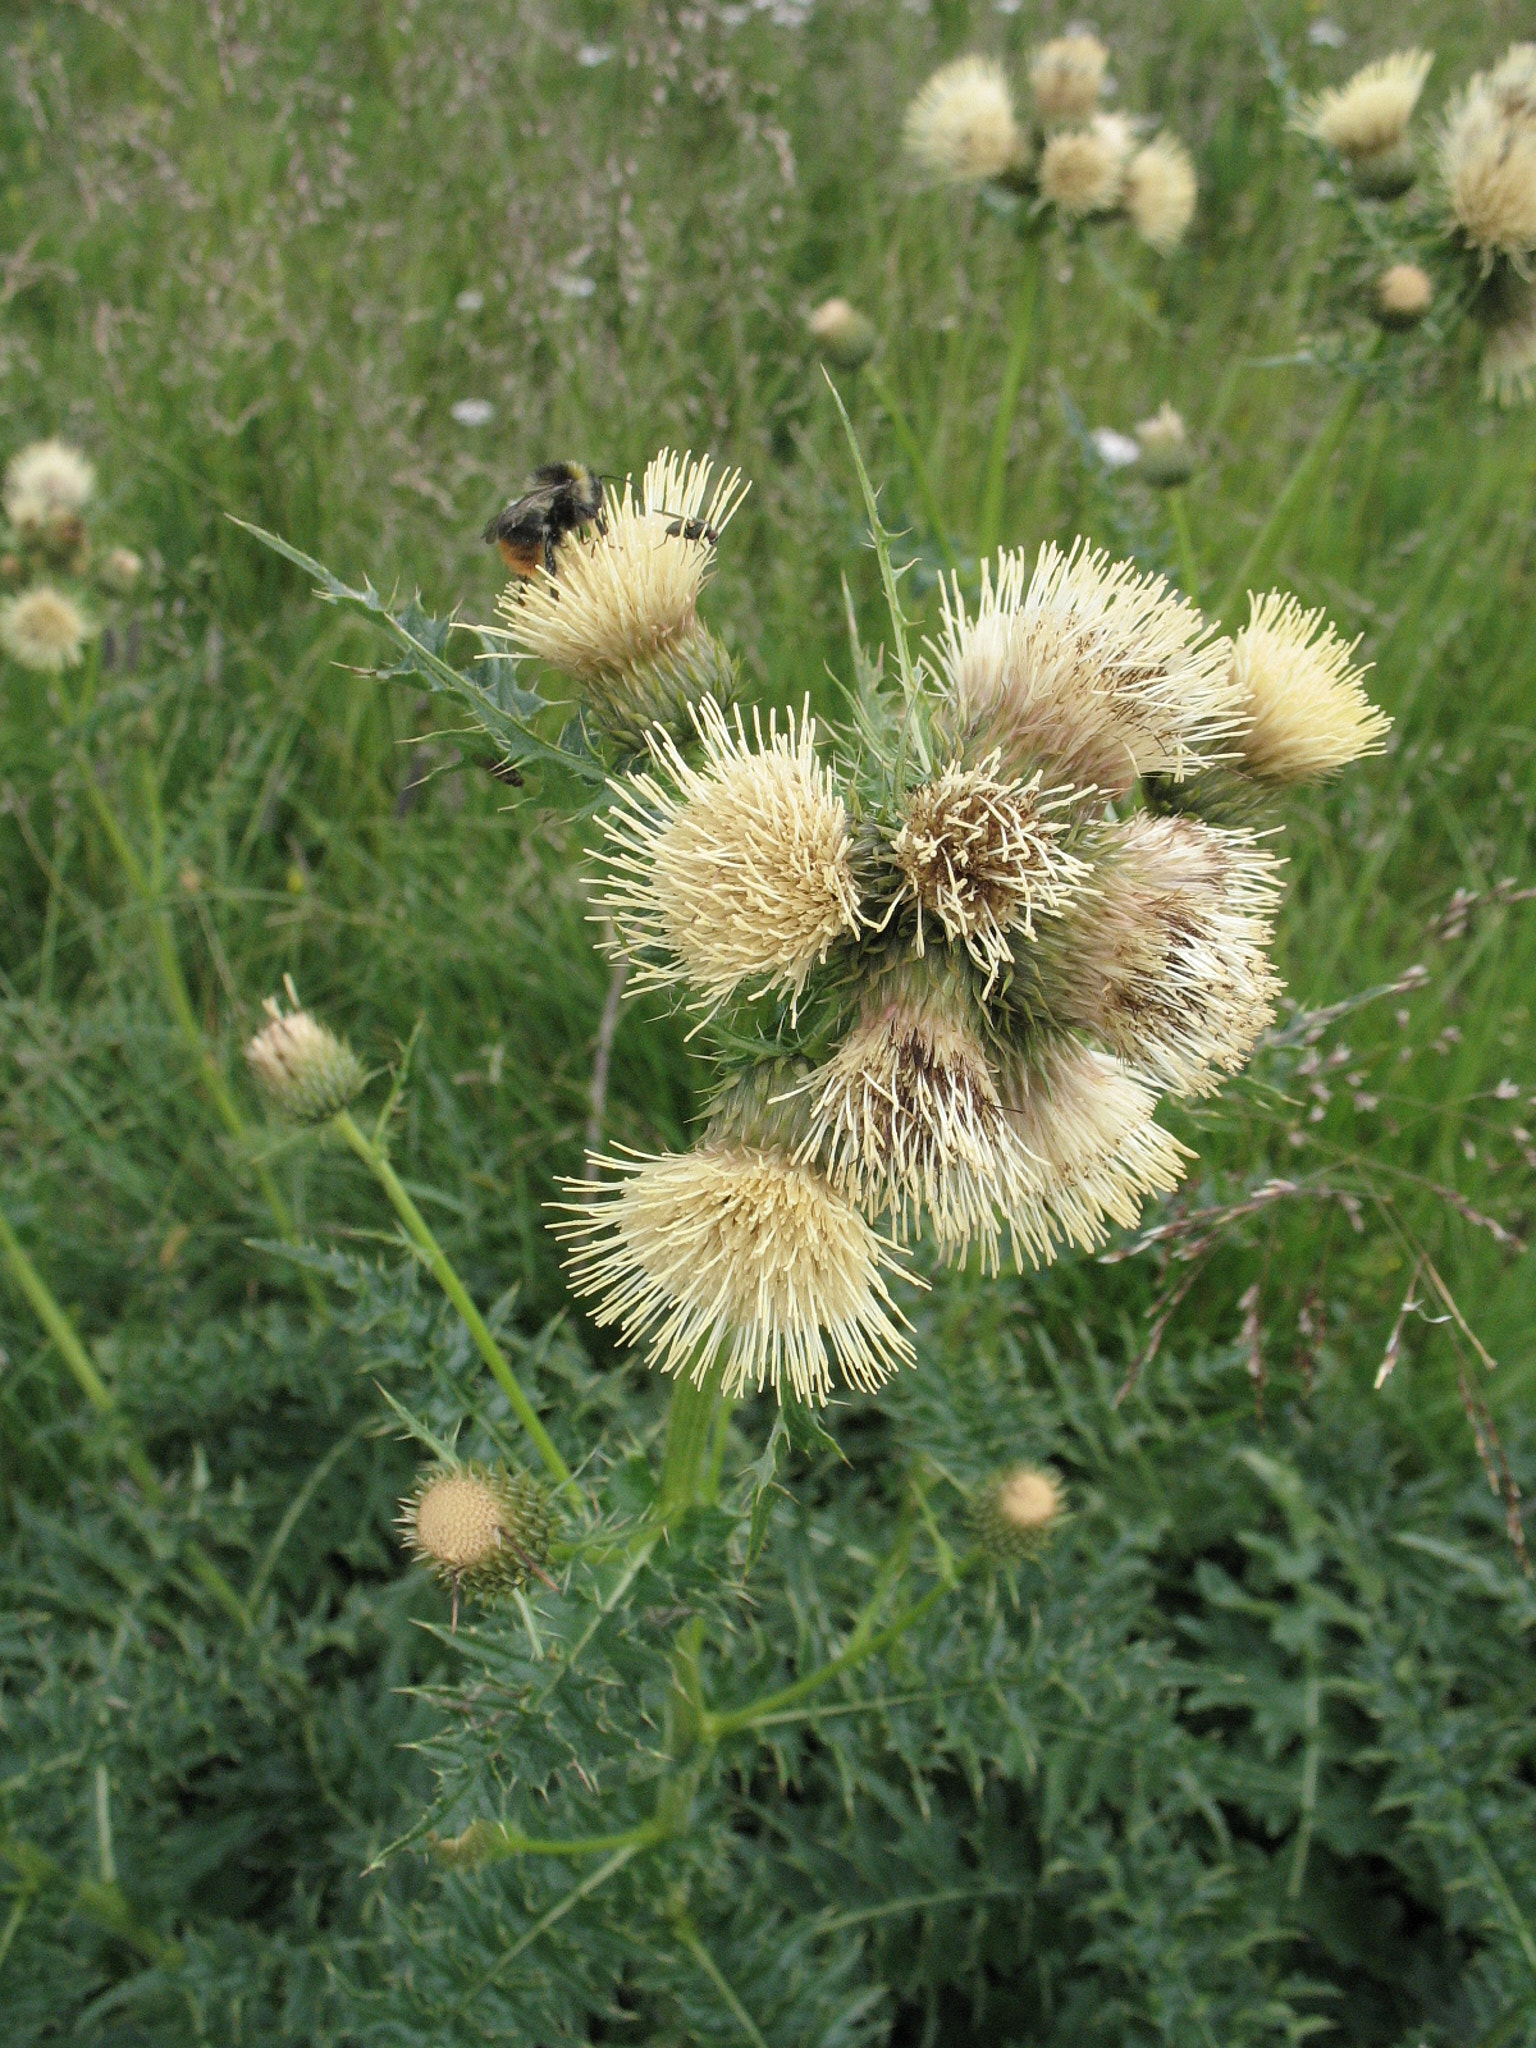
[
  {"x1": 480, "y1": 450, "x2": 1390, "y2": 1410},
  {"x1": 903, "y1": 34, "x2": 1197, "y2": 254},
  {"x1": 0, "y1": 438, "x2": 141, "y2": 676},
  {"x1": 1295, "y1": 44, "x2": 1536, "y2": 403}
]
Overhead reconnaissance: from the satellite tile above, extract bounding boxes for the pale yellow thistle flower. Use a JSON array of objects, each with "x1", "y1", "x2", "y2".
[
  {"x1": 4, "y1": 438, "x2": 96, "y2": 535},
  {"x1": 1439, "y1": 49, "x2": 1536, "y2": 267},
  {"x1": 807, "y1": 297, "x2": 878, "y2": 371},
  {"x1": 903, "y1": 55, "x2": 1030, "y2": 185},
  {"x1": 1296, "y1": 49, "x2": 1433, "y2": 163},
  {"x1": 1052, "y1": 814, "x2": 1282, "y2": 1099},
  {"x1": 397, "y1": 1463, "x2": 554, "y2": 1607},
  {"x1": 1481, "y1": 298, "x2": 1536, "y2": 404},
  {"x1": 887, "y1": 755, "x2": 1088, "y2": 996},
  {"x1": 797, "y1": 985, "x2": 1052, "y2": 1274},
  {"x1": 592, "y1": 695, "x2": 860, "y2": 1018},
  {"x1": 0, "y1": 585, "x2": 91, "y2": 672},
  {"x1": 1132, "y1": 403, "x2": 1195, "y2": 487},
  {"x1": 245, "y1": 992, "x2": 366, "y2": 1122},
  {"x1": 1124, "y1": 135, "x2": 1198, "y2": 253},
  {"x1": 971, "y1": 1464, "x2": 1067, "y2": 1561},
  {"x1": 496, "y1": 448, "x2": 748, "y2": 731},
  {"x1": 1029, "y1": 34, "x2": 1108, "y2": 125},
  {"x1": 936, "y1": 541, "x2": 1242, "y2": 795},
  {"x1": 554, "y1": 1143, "x2": 916, "y2": 1404},
  {"x1": 1003, "y1": 1039, "x2": 1190, "y2": 1253},
  {"x1": 1039, "y1": 114, "x2": 1134, "y2": 218},
  {"x1": 1374, "y1": 262, "x2": 1434, "y2": 328},
  {"x1": 1231, "y1": 592, "x2": 1391, "y2": 782}
]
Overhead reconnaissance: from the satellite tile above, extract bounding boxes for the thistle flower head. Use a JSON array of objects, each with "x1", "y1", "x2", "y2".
[
  {"x1": 807, "y1": 297, "x2": 878, "y2": 371},
  {"x1": 593, "y1": 696, "x2": 860, "y2": 1017},
  {"x1": 1029, "y1": 34, "x2": 1108, "y2": 125},
  {"x1": 1124, "y1": 135, "x2": 1197, "y2": 253},
  {"x1": 1003, "y1": 1038, "x2": 1190, "y2": 1252},
  {"x1": 936, "y1": 542, "x2": 1242, "y2": 795},
  {"x1": 1297, "y1": 49, "x2": 1433, "y2": 162},
  {"x1": 1374, "y1": 261, "x2": 1434, "y2": 328},
  {"x1": 0, "y1": 585, "x2": 91, "y2": 672},
  {"x1": 555, "y1": 1143, "x2": 915, "y2": 1404},
  {"x1": 1439, "y1": 50, "x2": 1536, "y2": 267},
  {"x1": 1039, "y1": 115, "x2": 1134, "y2": 218},
  {"x1": 245, "y1": 994, "x2": 366, "y2": 1122},
  {"x1": 398, "y1": 1463, "x2": 554, "y2": 1603},
  {"x1": 1052, "y1": 815, "x2": 1282, "y2": 1098},
  {"x1": 1232, "y1": 591, "x2": 1391, "y2": 782},
  {"x1": 496, "y1": 448, "x2": 747, "y2": 736},
  {"x1": 100, "y1": 546, "x2": 143, "y2": 594},
  {"x1": 886, "y1": 755, "x2": 1089, "y2": 995},
  {"x1": 1133, "y1": 402, "x2": 1195, "y2": 487},
  {"x1": 799, "y1": 981, "x2": 1051, "y2": 1273},
  {"x1": 4, "y1": 438, "x2": 96, "y2": 534},
  {"x1": 1481, "y1": 295, "x2": 1536, "y2": 403},
  {"x1": 904, "y1": 55, "x2": 1029, "y2": 185},
  {"x1": 971, "y1": 1463, "x2": 1067, "y2": 1561}
]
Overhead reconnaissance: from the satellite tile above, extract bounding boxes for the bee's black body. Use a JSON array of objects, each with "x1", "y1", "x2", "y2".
[{"x1": 484, "y1": 461, "x2": 606, "y2": 577}]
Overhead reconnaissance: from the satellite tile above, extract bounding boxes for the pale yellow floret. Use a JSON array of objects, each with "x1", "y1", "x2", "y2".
[
  {"x1": 935, "y1": 541, "x2": 1242, "y2": 795},
  {"x1": 1051, "y1": 814, "x2": 1282, "y2": 1098},
  {"x1": 1232, "y1": 591, "x2": 1391, "y2": 782},
  {"x1": 412, "y1": 1472, "x2": 504, "y2": 1572},
  {"x1": 0, "y1": 585, "x2": 91, "y2": 672},
  {"x1": 1296, "y1": 49, "x2": 1433, "y2": 161},
  {"x1": 904, "y1": 56, "x2": 1029, "y2": 185},
  {"x1": 1481, "y1": 300, "x2": 1536, "y2": 404},
  {"x1": 4, "y1": 438, "x2": 96, "y2": 531},
  {"x1": 1029, "y1": 33, "x2": 1108, "y2": 124},
  {"x1": 1039, "y1": 115, "x2": 1134, "y2": 218},
  {"x1": 1439, "y1": 51, "x2": 1536, "y2": 265},
  {"x1": 1124, "y1": 135, "x2": 1197, "y2": 252},
  {"x1": 592, "y1": 696, "x2": 860, "y2": 1017},
  {"x1": 554, "y1": 1143, "x2": 916, "y2": 1404}
]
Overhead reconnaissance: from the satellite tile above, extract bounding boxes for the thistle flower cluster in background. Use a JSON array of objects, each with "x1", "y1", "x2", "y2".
[
  {"x1": 488, "y1": 448, "x2": 1391, "y2": 1406},
  {"x1": 903, "y1": 36, "x2": 1197, "y2": 255},
  {"x1": 0, "y1": 437, "x2": 142, "y2": 675}
]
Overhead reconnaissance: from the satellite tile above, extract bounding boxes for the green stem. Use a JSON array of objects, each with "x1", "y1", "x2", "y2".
[
  {"x1": 978, "y1": 247, "x2": 1041, "y2": 561},
  {"x1": 0, "y1": 1835, "x2": 182, "y2": 1969},
  {"x1": 438, "y1": 1816, "x2": 667, "y2": 1865},
  {"x1": 862, "y1": 367, "x2": 962, "y2": 576},
  {"x1": 673, "y1": 1911, "x2": 770, "y2": 2048},
  {"x1": 1166, "y1": 487, "x2": 1202, "y2": 605},
  {"x1": 656, "y1": 1372, "x2": 718, "y2": 1521},
  {"x1": 1214, "y1": 368, "x2": 1370, "y2": 623},
  {"x1": 331, "y1": 1110, "x2": 574, "y2": 1492}
]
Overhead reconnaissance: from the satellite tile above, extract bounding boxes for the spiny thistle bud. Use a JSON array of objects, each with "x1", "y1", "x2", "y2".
[
  {"x1": 4, "y1": 438, "x2": 96, "y2": 541},
  {"x1": 99, "y1": 546, "x2": 143, "y2": 594},
  {"x1": 1039, "y1": 115, "x2": 1134, "y2": 219},
  {"x1": 592, "y1": 695, "x2": 861, "y2": 1019},
  {"x1": 1480, "y1": 295, "x2": 1536, "y2": 405},
  {"x1": 1029, "y1": 34, "x2": 1108, "y2": 126},
  {"x1": 1133, "y1": 402, "x2": 1195, "y2": 487},
  {"x1": 0, "y1": 585, "x2": 92, "y2": 673},
  {"x1": 807, "y1": 296, "x2": 878, "y2": 372},
  {"x1": 1231, "y1": 592, "x2": 1391, "y2": 783},
  {"x1": 1439, "y1": 47, "x2": 1536, "y2": 268},
  {"x1": 970, "y1": 1464, "x2": 1067, "y2": 1562},
  {"x1": 1296, "y1": 49, "x2": 1432, "y2": 178},
  {"x1": 1124, "y1": 135, "x2": 1197, "y2": 254},
  {"x1": 496, "y1": 448, "x2": 747, "y2": 742},
  {"x1": 1373, "y1": 262, "x2": 1434, "y2": 329},
  {"x1": 555, "y1": 1142, "x2": 915, "y2": 1405},
  {"x1": 886, "y1": 754, "x2": 1089, "y2": 996},
  {"x1": 245, "y1": 996, "x2": 366, "y2": 1122},
  {"x1": 903, "y1": 56, "x2": 1030, "y2": 186},
  {"x1": 398, "y1": 1462, "x2": 554, "y2": 1607}
]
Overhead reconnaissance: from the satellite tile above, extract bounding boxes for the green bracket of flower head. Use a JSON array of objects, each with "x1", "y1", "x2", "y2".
[
  {"x1": 231, "y1": 518, "x2": 607, "y2": 795},
  {"x1": 821, "y1": 372, "x2": 933, "y2": 787}
]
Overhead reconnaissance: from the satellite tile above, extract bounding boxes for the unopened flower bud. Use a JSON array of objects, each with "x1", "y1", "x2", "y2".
[
  {"x1": 398, "y1": 1462, "x2": 555, "y2": 1607},
  {"x1": 245, "y1": 997, "x2": 365, "y2": 1121},
  {"x1": 970, "y1": 1464, "x2": 1067, "y2": 1563},
  {"x1": 1373, "y1": 262, "x2": 1434, "y2": 329},
  {"x1": 1133, "y1": 402, "x2": 1195, "y2": 487},
  {"x1": 100, "y1": 546, "x2": 143, "y2": 593},
  {"x1": 807, "y1": 297, "x2": 878, "y2": 372}
]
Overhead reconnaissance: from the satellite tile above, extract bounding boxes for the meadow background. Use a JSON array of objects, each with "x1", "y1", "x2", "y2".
[{"x1": 2, "y1": 0, "x2": 1535, "y2": 2041}]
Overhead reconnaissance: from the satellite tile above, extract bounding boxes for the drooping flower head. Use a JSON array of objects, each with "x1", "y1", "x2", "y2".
[
  {"x1": 1039, "y1": 114, "x2": 1134, "y2": 218},
  {"x1": 1124, "y1": 135, "x2": 1198, "y2": 252},
  {"x1": 0, "y1": 585, "x2": 91, "y2": 672},
  {"x1": 1045, "y1": 814, "x2": 1282, "y2": 1099},
  {"x1": 593, "y1": 696, "x2": 861, "y2": 1018},
  {"x1": 397, "y1": 1462, "x2": 554, "y2": 1605},
  {"x1": 1133, "y1": 403, "x2": 1195, "y2": 487},
  {"x1": 1231, "y1": 591, "x2": 1391, "y2": 782},
  {"x1": 246, "y1": 995, "x2": 366, "y2": 1122},
  {"x1": 4, "y1": 438, "x2": 96, "y2": 536},
  {"x1": 1297, "y1": 49, "x2": 1433, "y2": 163},
  {"x1": 904, "y1": 55, "x2": 1029, "y2": 185},
  {"x1": 556, "y1": 1142, "x2": 915, "y2": 1404},
  {"x1": 496, "y1": 449, "x2": 747, "y2": 738},
  {"x1": 1439, "y1": 46, "x2": 1536, "y2": 268},
  {"x1": 1029, "y1": 34, "x2": 1108, "y2": 125}
]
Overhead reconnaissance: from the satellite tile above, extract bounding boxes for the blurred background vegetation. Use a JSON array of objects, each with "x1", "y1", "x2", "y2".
[{"x1": 1, "y1": 1, "x2": 1534, "y2": 2041}]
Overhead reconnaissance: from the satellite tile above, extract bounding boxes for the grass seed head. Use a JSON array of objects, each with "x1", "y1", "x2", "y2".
[
  {"x1": 1133, "y1": 403, "x2": 1195, "y2": 487},
  {"x1": 4, "y1": 438, "x2": 96, "y2": 537},
  {"x1": 1232, "y1": 592, "x2": 1391, "y2": 782},
  {"x1": 593, "y1": 695, "x2": 860, "y2": 1017},
  {"x1": 807, "y1": 297, "x2": 878, "y2": 370},
  {"x1": 0, "y1": 585, "x2": 91, "y2": 672},
  {"x1": 904, "y1": 56, "x2": 1030, "y2": 185},
  {"x1": 971, "y1": 1464, "x2": 1067, "y2": 1561},
  {"x1": 1039, "y1": 115, "x2": 1134, "y2": 218},
  {"x1": 398, "y1": 1463, "x2": 554, "y2": 1603},
  {"x1": 1029, "y1": 34, "x2": 1108, "y2": 125},
  {"x1": 554, "y1": 1142, "x2": 915, "y2": 1404},
  {"x1": 246, "y1": 997, "x2": 366, "y2": 1122},
  {"x1": 1297, "y1": 49, "x2": 1433, "y2": 163},
  {"x1": 1374, "y1": 261, "x2": 1434, "y2": 327},
  {"x1": 1439, "y1": 47, "x2": 1536, "y2": 268}
]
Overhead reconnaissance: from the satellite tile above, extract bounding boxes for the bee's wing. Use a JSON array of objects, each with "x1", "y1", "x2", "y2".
[{"x1": 483, "y1": 483, "x2": 561, "y2": 545}]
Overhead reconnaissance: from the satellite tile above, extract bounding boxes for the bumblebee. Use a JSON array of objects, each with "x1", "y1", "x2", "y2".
[{"x1": 484, "y1": 461, "x2": 606, "y2": 578}]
